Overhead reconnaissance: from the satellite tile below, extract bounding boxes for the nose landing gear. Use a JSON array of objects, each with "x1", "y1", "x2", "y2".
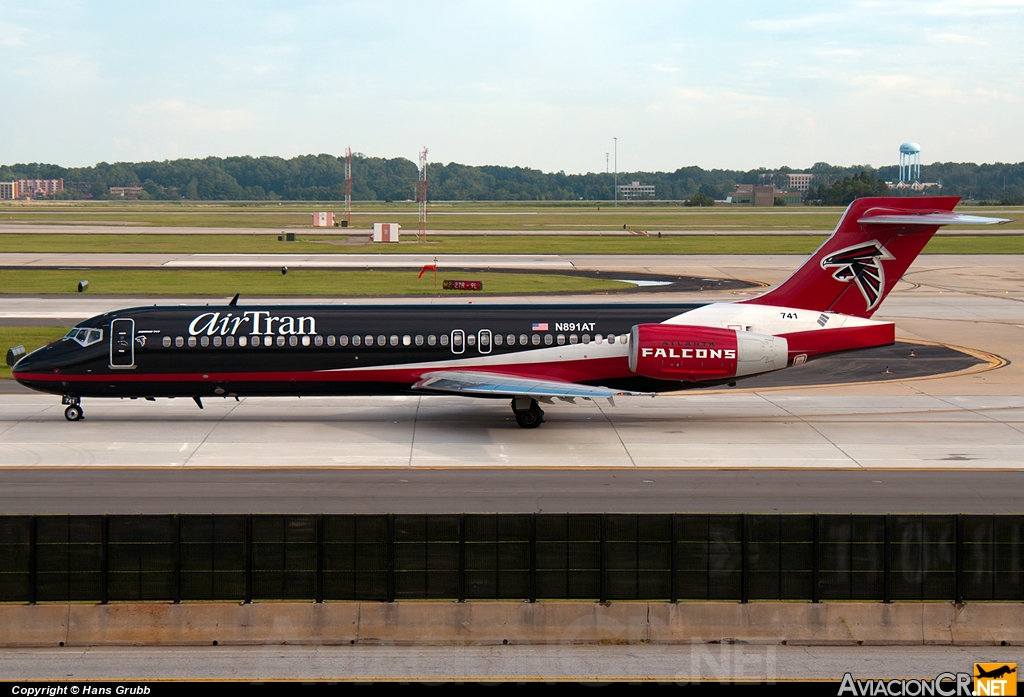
[
  {"x1": 62, "y1": 396, "x2": 84, "y2": 422},
  {"x1": 511, "y1": 397, "x2": 544, "y2": 429}
]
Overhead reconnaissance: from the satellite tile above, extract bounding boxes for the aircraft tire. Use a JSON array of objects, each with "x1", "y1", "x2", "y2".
[
  {"x1": 514, "y1": 401, "x2": 544, "y2": 429},
  {"x1": 64, "y1": 405, "x2": 84, "y2": 422}
]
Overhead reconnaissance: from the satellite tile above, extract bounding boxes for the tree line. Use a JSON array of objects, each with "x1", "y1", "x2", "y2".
[{"x1": 2, "y1": 154, "x2": 1021, "y2": 204}]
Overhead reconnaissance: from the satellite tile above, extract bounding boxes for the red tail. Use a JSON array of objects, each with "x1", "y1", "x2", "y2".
[{"x1": 742, "y1": 196, "x2": 960, "y2": 318}]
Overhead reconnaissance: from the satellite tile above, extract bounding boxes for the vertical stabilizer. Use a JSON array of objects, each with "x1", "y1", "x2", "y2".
[{"x1": 742, "y1": 196, "x2": 966, "y2": 318}]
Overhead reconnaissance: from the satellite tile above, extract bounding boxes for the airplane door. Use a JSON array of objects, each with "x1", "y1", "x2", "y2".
[
  {"x1": 477, "y1": 329, "x2": 492, "y2": 354},
  {"x1": 451, "y1": 329, "x2": 465, "y2": 354},
  {"x1": 109, "y1": 318, "x2": 136, "y2": 369}
]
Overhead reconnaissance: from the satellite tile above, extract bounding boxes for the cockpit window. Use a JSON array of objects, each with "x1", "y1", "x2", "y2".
[{"x1": 64, "y1": 326, "x2": 103, "y2": 347}]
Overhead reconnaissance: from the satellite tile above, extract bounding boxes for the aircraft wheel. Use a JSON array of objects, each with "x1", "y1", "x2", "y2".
[
  {"x1": 513, "y1": 401, "x2": 544, "y2": 429},
  {"x1": 64, "y1": 405, "x2": 84, "y2": 422}
]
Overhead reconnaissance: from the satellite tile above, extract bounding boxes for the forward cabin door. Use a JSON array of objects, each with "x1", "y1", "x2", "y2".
[{"x1": 109, "y1": 318, "x2": 136, "y2": 369}]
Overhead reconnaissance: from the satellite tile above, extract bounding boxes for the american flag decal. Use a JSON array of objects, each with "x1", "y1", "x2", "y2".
[
  {"x1": 532, "y1": 322, "x2": 548, "y2": 331},
  {"x1": 817, "y1": 313, "x2": 829, "y2": 327}
]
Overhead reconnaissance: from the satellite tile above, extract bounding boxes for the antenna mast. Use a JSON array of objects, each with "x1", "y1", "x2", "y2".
[
  {"x1": 417, "y1": 147, "x2": 428, "y2": 243},
  {"x1": 344, "y1": 146, "x2": 353, "y2": 228}
]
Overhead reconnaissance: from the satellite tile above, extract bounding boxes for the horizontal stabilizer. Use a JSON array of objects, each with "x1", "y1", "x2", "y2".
[
  {"x1": 413, "y1": 370, "x2": 648, "y2": 399},
  {"x1": 858, "y1": 212, "x2": 1010, "y2": 226}
]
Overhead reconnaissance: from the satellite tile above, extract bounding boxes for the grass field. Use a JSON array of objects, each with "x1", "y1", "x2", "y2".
[
  {"x1": 3, "y1": 232, "x2": 1024, "y2": 255},
  {"x1": 3, "y1": 200, "x2": 1021, "y2": 231},
  {"x1": 1, "y1": 326, "x2": 69, "y2": 380},
  {"x1": 0, "y1": 269, "x2": 631, "y2": 296}
]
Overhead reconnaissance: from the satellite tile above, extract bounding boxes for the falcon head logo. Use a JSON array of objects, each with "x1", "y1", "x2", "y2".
[{"x1": 821, "y1": 241, "x2": 895, "y2": 311}]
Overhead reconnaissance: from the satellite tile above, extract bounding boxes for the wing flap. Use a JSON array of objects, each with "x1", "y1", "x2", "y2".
[{"x1": 412, "y1": 370, "x2": 649, "y2": 399}]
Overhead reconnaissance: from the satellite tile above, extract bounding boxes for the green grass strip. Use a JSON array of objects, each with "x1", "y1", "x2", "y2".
[{"x1": 0, "y1": 269, "x2": 631, "y2": 296}]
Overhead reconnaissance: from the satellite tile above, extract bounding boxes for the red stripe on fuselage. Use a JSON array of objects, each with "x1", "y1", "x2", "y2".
[
  {"x1": 13, "y1": 356, "x2": 633, "y2": 387},
  {"x1": 780, "y1": 322, "x2": 895, "y2": 358}
]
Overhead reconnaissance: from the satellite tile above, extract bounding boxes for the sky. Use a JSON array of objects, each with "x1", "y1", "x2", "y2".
[{"x1": 2, "y1": 1, "x2": 1023, "y2": 173}]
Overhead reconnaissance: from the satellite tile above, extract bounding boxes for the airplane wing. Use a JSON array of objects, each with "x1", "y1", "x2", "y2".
[{"x1": 412, "y1": 370, "x2": 649, "y2": 402}]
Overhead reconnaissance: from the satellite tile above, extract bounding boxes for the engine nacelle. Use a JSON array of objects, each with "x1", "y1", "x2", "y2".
[{"x1": 628, "y1": 324, "x2": 788, "y2": 382}]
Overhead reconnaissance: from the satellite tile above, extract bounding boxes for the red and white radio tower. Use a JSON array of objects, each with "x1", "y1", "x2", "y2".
[
  {"x1": 417, "y1": 147, "x2": 428, "y2": 243},
  {"x1": 344, "y1": 147, "x2": 353, "y2": 228}
]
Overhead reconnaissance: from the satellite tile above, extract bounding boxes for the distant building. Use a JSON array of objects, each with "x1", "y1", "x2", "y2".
[
  {"x1": 109, "y1": 185, "x2": 144, "y2": 198},
  {"x1": 4, "y1": 179, "x2": 64, "y2": 199},
  {"x1": 787, "y1": 173, "x2": 814, "y2": 192},
  {"x1": 725, "y1": 184, "x2": 802, "y2": 206},
  {"x1": 372, "y1": 222, "x2": 400, "y2": 243},
  {"x1": 312, "y1": 211, "x2": 335, "y2": 227},
  {"x1": 616, "y1": 181, "x2": 655, "y2": 200},
  {"x1": 887, "y1": 180, "x2": 942, "y2": 191}
]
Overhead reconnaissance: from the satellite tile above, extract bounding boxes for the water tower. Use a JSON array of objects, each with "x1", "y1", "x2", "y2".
[{"x1": 899, "y1": 142, "x2": 921, "y2": 182}]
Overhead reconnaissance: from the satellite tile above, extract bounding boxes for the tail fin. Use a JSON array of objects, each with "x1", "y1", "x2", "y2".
[{"x1": 742, "y1": 196, "x2": 1007, "y2": 318}]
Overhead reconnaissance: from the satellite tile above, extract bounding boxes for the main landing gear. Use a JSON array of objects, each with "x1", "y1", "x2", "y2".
[
  {"x1": 62, "y1": 396, "x2": 84, "y2": 422},
  {"x1": 511, "y1": 397, "x2": 544, "y2": 429}
]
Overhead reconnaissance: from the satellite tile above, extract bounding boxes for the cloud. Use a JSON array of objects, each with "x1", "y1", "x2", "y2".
[
  {"x1": 0, "y1": 21, "x2": 28, "y2": 47},
  {"x1": 130, "y1": 100, "x2": 259, "y2": 132}
]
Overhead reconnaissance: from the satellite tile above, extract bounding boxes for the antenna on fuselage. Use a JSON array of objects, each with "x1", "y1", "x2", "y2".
[{"x1": 229, "y1": 293, "x2": 239, "y2": 307}]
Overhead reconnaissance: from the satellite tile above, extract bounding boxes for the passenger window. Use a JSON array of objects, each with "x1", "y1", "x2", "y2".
[
  {"x1": 415, "y1": 335, "x2": 424, "y2": 346},
  {"x1": 531, "y1": 334, "x2": 540, "y2": 346},
  {"x1": 327, "y1": 335, "x2": 336, "y2": 346},
  {"x1": 314, "y1": 336, "x2": 323, "y2": 346},
  {"x1": 557, "y1": 334, "x2": 566, "y2": 345},
  {"x1": 519, "y1": 334, "x2": 528, "y2": 346},
  {"x1": 582, "y1": 334, "x2": 591, "y2": 344},
  {"x1": 403, "y1": 335, "x2": 411, "y2": 346},
  {"x1": 351, "y1": 335, "x2": 360, "y2": 347},
  {"x1": 390, "y1": 335, "x2": 399, "y2": 346},
  {"x1": 277, "y1": 336, "x2": 286, "y2": 347},
  {"x1": 544, "y1": 334, "x2": 553, "y2": 345},
  {"x1": 467, "y1": 334, "x2": 476, "y2": 346},
  {"x1": 453, "y1": 333, "x2": 463, "y2": 346},
  {"x1": 200, "y1": 336, "x2": 210, "y2": 347},
  {"x1": 302, "y1": 336, "x2": 310, "y2": 346},
  {"x1": 264, "y1": 336, "x2": 273, "y2": 347},
  {"x1": 493, "y1": 334, "x2": 503, "y2": 346},
  {"x1": 213, "y1": 336, "x2": 222, "y2": 347},
  {"x1": 608, "y1": 335, "x2": 616, "y2": 344},
  {"x1": 226, "y1": 336, "x2": 235, "y2": 347},
  {"x1": 595, "y1": 334, "x2": 603, "y2": 344},
  {"x1": 427, "y1": 334, "x2": 436, "y2": 346},
  {"x1": 175, "y1": 336, "x2": 184, "y2": 347},
  {"x1": 440, "y1": 334, "x2": 449, "y2": 346},
  {"x1": 569, "y1": 335, "x2": 578, "y2": 344},
  {"x1": 188, "y1": 336, "x2": 197, "y2": 347},
  {"x1": 365, "y1": 335, "x2": 374, "y2": 346},
  {"x1": 162, "y1": 336, "x2": 171, "y2": 348},
  {"x1": 507, "y1": 334, "x2": 516, "y2": 346},
  {"x1": 289, "y1": 336, "x2": 298, "y2": 346},
  {"x1": 239, "y1": 336, "x2": 247, "y2": 347}
]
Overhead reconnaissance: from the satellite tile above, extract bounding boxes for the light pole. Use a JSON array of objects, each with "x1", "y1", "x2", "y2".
[{"x1": 613, "y1": 137, "x2": 617, "y2": 208}]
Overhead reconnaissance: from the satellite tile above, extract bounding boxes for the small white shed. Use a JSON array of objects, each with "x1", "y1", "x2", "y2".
[{"x1": 372, "y1": 222, "x2": 401, "y2": 243}]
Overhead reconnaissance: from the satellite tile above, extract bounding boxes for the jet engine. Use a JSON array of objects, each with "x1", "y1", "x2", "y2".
[{"x1": 628, "y1": 324, "x2": 788, "y2": 382}]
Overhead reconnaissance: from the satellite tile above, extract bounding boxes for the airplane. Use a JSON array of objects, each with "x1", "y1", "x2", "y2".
[{"x1": 8, "y1": 196, "x2": 1009, "y2": 428}]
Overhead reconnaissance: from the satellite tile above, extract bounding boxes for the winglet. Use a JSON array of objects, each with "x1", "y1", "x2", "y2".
[{"x1": 229, "y1": 293, "x2": 240, "y2": 307}]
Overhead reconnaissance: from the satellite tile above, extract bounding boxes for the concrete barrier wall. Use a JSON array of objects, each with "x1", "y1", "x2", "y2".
[{"x1": 0, "y1": 602, "x2": 1020, "y2": 648}]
